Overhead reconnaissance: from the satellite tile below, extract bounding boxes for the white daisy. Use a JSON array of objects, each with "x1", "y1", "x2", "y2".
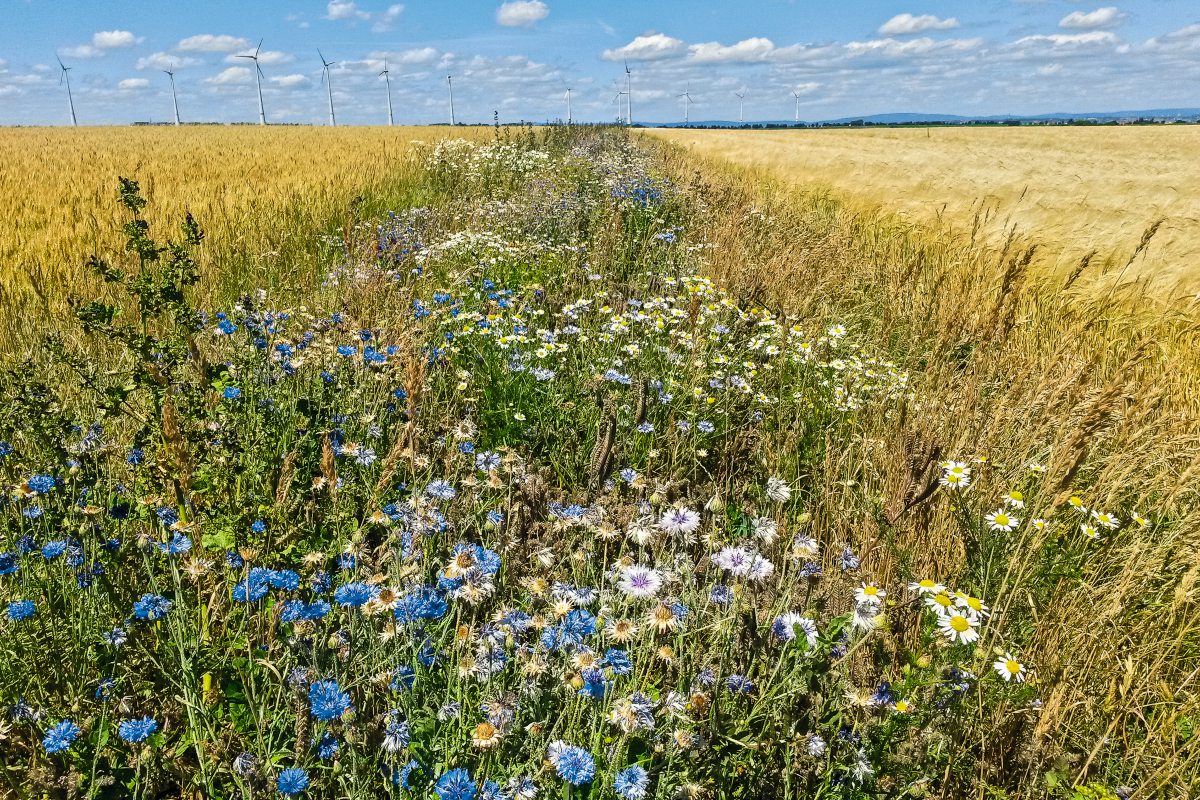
[
  {"x1": 985, "y1": 509, "x2": 1019, "y2": 533},
  {"x1": 907, "y1": 578, "x2": 946, "y2": 595},
  {"x1": 937, "y1": 611, "x2": 980, "y2": 644},
  {"x1": 993, "y1": 653, "x2": 1027, "y2": 682},
  {"x1": 855, "y1": 583, "x2": 886, "y2": 606}
]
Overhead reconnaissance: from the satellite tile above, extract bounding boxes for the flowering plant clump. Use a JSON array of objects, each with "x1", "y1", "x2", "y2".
[{"x1": 0, "y1": 130, "x2": 1140, "y2": 798}]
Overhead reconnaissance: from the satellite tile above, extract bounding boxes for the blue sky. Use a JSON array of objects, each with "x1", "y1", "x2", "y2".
[{"x1": 1, "y1": 0, "x2": 1198, "y2": 125}]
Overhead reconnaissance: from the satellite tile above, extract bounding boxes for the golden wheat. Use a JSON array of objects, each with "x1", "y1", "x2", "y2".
[
  {"x1": 647, "y1": 126, "x2": 1200, "y2": 298},
  {"x1": 0, "y1": 126, "x2": 488, "y2": 352}
]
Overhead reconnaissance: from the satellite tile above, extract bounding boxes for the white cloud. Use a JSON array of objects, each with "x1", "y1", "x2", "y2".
[
  {"x1": 1037, "y1": 63, "x2": 1064, "y2": 76},
  {"x1": 1014, "y1": 31, "x2": 1119, "y2": 47},
  {"x1": 136, "y1": 52, "x2": 202, "y2": 71},
  {"x1": 326, "y1": 0, "x2": 370, "y2": 21},
  {"x1": 177, "y1": 34, "x2": 251, "y2": 53},
  {"x1": 602, "y1": 33, "x2": 687, "y2": 61},
  {"x1": 60, "y1": 45, "x2": 104, "y2": 60},
  {"x1": 118, "y1": 78, "x2": 150, "y2": 90},
  {"x1": 496, "y1": 1, "x2": 549, "y2": 28},
  {"x1": 845, "y1": 36, "x2": 982, "y2": 58},
  {"x1": 792, "y1": 82, "x2": 820, "y2": 95},
  {"x1": 1059, "y1": 7, "x2": 1123, "y2": 30},
  {"x1": 688, "y1": 37, "x2": 777, "y2": 64},
  {"x1": 373, "y1": 4, "x2": 405, "y2": 32},
  {"x1": 227, "y1": 50, "x2": 293, "y2": 65},
  {"x1": 270, "y1": 74, "x2": 310, "y2": 88},
  {"x1": 879, "y1": 14, "x2": 960, "y2": 36},
  {"x1": 94, "y1": 30, "x2": 140, "y2": 49},
  {"x1": 379, "y1": 46, "x2": 441, "y2": 65},
  {"x1": 206, "y1": 66, "x2": 252, "y2": 85}
]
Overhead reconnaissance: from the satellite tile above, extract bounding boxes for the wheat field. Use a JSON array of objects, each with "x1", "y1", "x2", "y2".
[
  {"x1": 0, "y1": 126, "x2": 487, "y2": 352},
  {"x1": 647, "y1": 126, "x2": 1200, "y2": 298}
]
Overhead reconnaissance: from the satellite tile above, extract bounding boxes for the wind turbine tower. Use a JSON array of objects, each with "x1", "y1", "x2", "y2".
[
  {"x1": 677, "y1": 84, "x2": 693, "y2": 126},
  {"x1": 565, "y1": 87, "x2": 572, "y2": 125},
  {"x1": 164, "y1": 68, "x2": 181, "y2": 125},
  {"x1": 57, "y1": 57, "x2": 77, "y2": 127},
  {"x1": 319, "y1": 49, "x2": 337, "y2": 126},
  {"x1": 447, "y1": 75, "x2": 456, "y2": 125},
  {"x1": 380, "y1": 60, "x2": 394, "y2": 126},
  {"x1": 792, "y1": 88, "x2": 803, "y2": 124},
  {"x1": 624, "y1": 61, "x2": 632, "y2": 126},
  {"x1": 236, "y1": 39, "x2": 267, "y2": 125},
  {"x1": 735, "y1": 87, "x2": 746, "y2": 124}
]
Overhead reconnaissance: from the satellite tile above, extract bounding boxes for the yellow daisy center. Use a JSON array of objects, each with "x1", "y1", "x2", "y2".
[
  {"x1": 1006, "y1": 660, "x2": 1021, "y2": 673},
  {"x1": 994, "y1": 513, "x2": 1009, "y2": 526},
  {"x1": 950, "y1": 615, "x2": 969, "y2": 632}
]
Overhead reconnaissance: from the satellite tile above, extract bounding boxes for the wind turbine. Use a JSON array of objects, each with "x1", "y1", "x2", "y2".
[
  {"x1": 565, "y1": 87, "x2": 572, "y2": 125},
  {"x1": 612, "y1": 89, "x2": 627, "y2": 124},
  {"x1": 623, "y1": 60, "x2": 632, "y2": 126},
  {"x1": 735, "y1": 87, "x2": 746, "y2": 124},
  {"x1": 236, "y1": 39, "x2": 267, "y2": 125},
  {"x1": 792, "y1": 88, "x2": 803, "y2": 124},
  {"x1": 380, "y1": 59, "x2": 394, "y2": 126},
  {"x1": 318, "y1": 49, "x2": 336, "y2": 126},
  {"x1": 56, "y1": 56, "x2": 77, "y2": 127},
  {"x1": 677, "y1": 83, "x2": 693, "y2": 126},
  {"x1": 447, "y1": 75, "x2": 456, "y2": 125},
  {"x1": 164, "y1": 67, "x2": 181, "y2": 125}
]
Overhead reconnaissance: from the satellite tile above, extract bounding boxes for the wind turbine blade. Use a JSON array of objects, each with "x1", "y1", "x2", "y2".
[{"x1": 255, "y1": 38, "x2": 263, "y2": 58}]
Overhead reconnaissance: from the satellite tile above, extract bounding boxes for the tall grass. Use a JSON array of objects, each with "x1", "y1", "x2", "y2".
[{"x1": 650, "y1": 139, "x2": 1200, "y2": 796}]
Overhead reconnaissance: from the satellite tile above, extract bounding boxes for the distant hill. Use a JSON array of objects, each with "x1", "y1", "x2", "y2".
[{"x1": 649, "y1": 108, "x2": 1200, "y2": 128}]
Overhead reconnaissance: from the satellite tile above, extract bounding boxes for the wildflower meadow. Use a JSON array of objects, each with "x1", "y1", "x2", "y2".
[{"x1": 0, "y1": 128, "x2": 1188, "y2": 799}]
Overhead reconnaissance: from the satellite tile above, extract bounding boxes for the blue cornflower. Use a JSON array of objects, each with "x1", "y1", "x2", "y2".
[
  {"x1": 157, "y1": 532, "x2": 192, "y2": 556},
  {"x1": 26, "y1": 474, "x2": 56, "y2": 495},
  {"x1": 725, "y1": 674, "x2": 756, "y2": 695},
  {"x1": 42, "y1": 720, "x2": 81, "y2": 754},
  {"x1": 102, "y1": 628, "x2": 127, "y2": 647},
  {"x1": 474, "y1": 451, "x2": 501, "y2": 472},
  {"x1": 614, "y1": 765, "x2": 650, "y2": 800},
  {"x1": 603, "y1": 648, "x2": 633, "y2": 676},
  {"x1": 549, "y1": 741, "x2": 596, "y2": 786},
  {"x1": 132, "y1": 593, "x2": 172, "y2": 621},
  {"x1": 269, "y1": 569, "x2": 300, "y2": 591},
  {"x1": 118, "y1": 716, "x2": 158, "y2": 744},
  {"x1": 126, "y1": 448, "x2": 144, "y2": 466},
  {"x1": 394, "y1": 586, "x2": 447, "y2": 624},
  {"x1": 389, "y1": 665, "x2": 416, "y2": 692},
  {"x1": 709, "y1": 585, "x2": 734, "y2": 606},
  {"x1": 424, "y1": 480, "x2": 456, "y2": 501},
  {"x1": 382, "y1": 712, "x2": 411, "y2": 753},
  {"x1": 314, "y1": 730, "x2": 339, "y2": 759},
  {"x1": 41, "y1": 540, "x2": 68, "y2": 560},
  {"x1": 232, "y1": 570, "x2": 271, "y2": 603},
  {"x1": 308, "y1": 680, "x2": 353, "y2": 721},
  {"x1": 0, "y1": 551, "x2": 18, "y2": 575},
  {"x1": 334, "y1": 581, "x2": 377, "y2": 608},
  {"x1": 838, "y1": 545, "x2": 860, "y2": 572},
  {"x1": 95, "y1": 677, "x2": 115, "y2": 701},
  {"x1": 434, "y1": 768, "x2": 476, "y2": 800},
  {"x1": 485, "y1": 509, "x2": 504, "y2": 527},
  {"x1": 251, "y1": 519, "x2": 267, "y2": 534},
  {"x1": 223, "y1": 386, "x2": 242, "y2": 400},
  {"x1": 7, "y1": 600, "x2": 35, "y2": 622},
  {"x1": 276, "y1": 767, "x2": 310, "y2": 796}
]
